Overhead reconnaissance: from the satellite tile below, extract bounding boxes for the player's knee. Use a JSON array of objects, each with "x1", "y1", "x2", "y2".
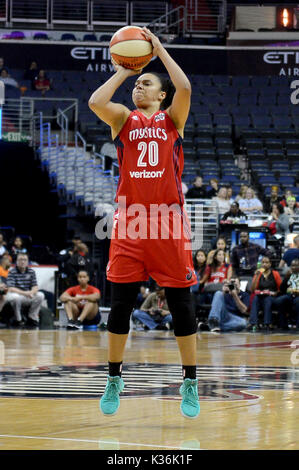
[
  {"x1": 165, "y1": 287, "x2": 197, "y2": 337},
  {"x1": 107, "y1": 300, "x2": 132, "y2": 334}
]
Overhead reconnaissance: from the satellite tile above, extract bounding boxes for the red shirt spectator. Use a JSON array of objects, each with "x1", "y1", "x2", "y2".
[{"x1": 34, "y1": 69, "x2": 50, "y2": 94}]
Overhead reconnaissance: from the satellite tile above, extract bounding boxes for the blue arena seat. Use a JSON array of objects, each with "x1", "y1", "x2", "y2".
[{"x1": 61, "y1": 33, "x2": 77, "y2": 41}]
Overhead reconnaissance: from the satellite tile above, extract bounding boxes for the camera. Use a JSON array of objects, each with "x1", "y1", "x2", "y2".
[{"x1": 228, "y1": 281, "x2": 235, "y2": 291}]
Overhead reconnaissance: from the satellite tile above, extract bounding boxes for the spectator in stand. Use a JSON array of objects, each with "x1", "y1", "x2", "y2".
[
  {"x1": 284, "y1": 196, "x2": 299, "y2": 231},
  {"x1": 185, "y1": 176, "x2": 207, "y2": 199},
  {"x1": 226, "y1": 186, "x2": 234, "y2": 204},
  {"x1": 275, "y1": 258, "x2": 299, "y2": 331},
  {"x1": 235, "y1": 184, "x2": 248, "y2": 203},
  {"x1": 212, "y1": 187, "x2": 231, "y2": 215},
  {"x1": 248, "y1": 256, "x2": 282, "y2": 332},
  {"x1": 0, "y1": 68, "x2": 19, "y2": 88},
  {"x1": 6, "y1": 253, "x2": 45, "y2": 327},
  {"x1": 0, "y1": 233, "x2": 7, "y2": 256},
  {"x1": 10, "y1": 236, "x2": 28, "y2": 263},
  {"x1": 135, "y1": 285, "x2": 151, "y2": 309},
  {"x1": 207, "y1": 278, "x2": 249, "y2": 332},
  {"x1": 0, "y1": 57, "x2": 4, "y2": 71},
  {"x1": 34, "y1": 69, "x2": 50, "y2": 95},
  {"x1": 191, "y1": 249, "x2": 207, "y2": 314},
  {"x1": 238, "y1": 188, "x2": 263, "y2": 215},
  {"x1": 280, "y1": 189, "x2": 299, "y2": 209},
  {"x1": 60, "y1": 269, "x2": 101, "y2": 330},
  {"x1": 231, "y1": 231, "x2": 272, "y2": 277},
  {"x1": 220, "y1": 201, "x2": 247, "y2": 224},
  {"x1": 264, "y1": 186, "x2": 281, "y2": 214},
  {"x1": 24, "y1": 61, "x2": 39, "y2": 89},
  {"x1": 267, "y1": 203, "x2": 290, "y2": 237},
  {"x1": 66, "y1": 242, "x2": 93, "y2": 285},
  {"x1": 132, "y1": 286, "x2": 172, "y2": 331},
  {"x1": 207, "y1": 237, "x2": 230, "y2": 265},
  {"x1": 206, "y1": 178, "x2": 219, "y2": 198},
  {"x1": 201, "y1": 249, "x2": 232, "y2": 304},
  {"x1": 0, "y1": 254, "x2": 11, "y2": 280},
  {"x1": 279, "y1": 235, "x2": 299, "y2": 269}
]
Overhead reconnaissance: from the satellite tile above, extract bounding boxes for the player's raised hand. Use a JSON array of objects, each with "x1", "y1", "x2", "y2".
[{"x1": 142, "y1": 27, "x2": 163, "y2": 57}]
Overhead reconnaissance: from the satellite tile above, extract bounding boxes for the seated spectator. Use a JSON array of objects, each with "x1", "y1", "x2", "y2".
[
  {"x1": 185, "y1": 176, "x2": 207, "y2": 199},
  {"x1": 238, "y1": 188, "x2": 263, "y2": 215},
  {"x1": 66, "y1": 242, "x2": 93, "y2": 285},
  {"x1": 279, "y1": 234, "x2": 299, "y2": 269},
  {"x1": 135, "y1": 285, "x2": 151, "y2": 309},
  {"x1": 0, "y1": 57, "x2": 5, "y2": 72},
  {"x1": 231, "y1": 231, "x2": 272, "y2": 276},
  {"x1": 264, "y1": 186, "x2": 281, "y2": 214},
  {"x1": 226, "y1": 186, "x2": 234, "y2": 204},
  {"x1": 201, "y1": 249, "x2": 232, "y2": 303},
  {"x1": 284, "y1": 196, "x2": 299, "y2": 231},
  {"x1": 6, "y1": 253, "x2": 45, "y2": 327},
  {"x1": 235, "y1": 184, "x2": 248, "y2": 203},
  {"x1": 220, "y1": 201, "x2": 247, "y2": 224},
  {"x1": 60, "y1": 270, "x2": 101, "y2": 330},
  {"x1": 206, "y1": 178, "x2": 219, "y2": 198},
  {"x1": 0, "y1": 68, "x2": 19, "y2": 88},
  {"x1": 207, "y1": 278, "x2": 249, "y2": 332},
  {"x1": 275, "y1": 258, "x2": 299, "y2": 331},
  {"x1": 212, "y1": 187, "x2": 231, "y2": 215},
  {"x1": 34, "y1": 69, "x2": 50, "y2": 95},
  {"x1": 267, "y1": 203, "x2": 290, "y2": 237},
  {"x1": 207, "y1": 237, "x2": 230, "y2": 265},
  {"x1": 280, "y1": 189, "x2": 299, "y2": 209},
  {"x1": 0, "y1": 232, "x2": 7, "y2": 256},
  {"x1": 24, "y1": 61, "x2": 39, "y2": 88},
  {"x1": 10, "y1": 236, "x2": 28, "y2": 262},
  {"x1": 0, "y1": 253, "x2": 11, "y2": 280},
  {"x1": 132, "y1": 286, "x2": 172, "y2": 330},
  {"x1": 191, "y1": 249, "x2": 207, "y2": 313},
  {"x1": 0, "y1": 281, "x2": 11, "y2": 328},
  {"x1": 248, "y1": 256, "x2": 282, "y2": 332}
]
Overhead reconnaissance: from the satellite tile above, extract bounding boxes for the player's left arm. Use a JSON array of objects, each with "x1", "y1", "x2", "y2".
[{"x1": 142, "y1": 27, "x2": 191, "y2": 135}]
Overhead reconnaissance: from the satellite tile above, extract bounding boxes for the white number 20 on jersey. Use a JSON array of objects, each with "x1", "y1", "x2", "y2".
[{"x1": 137, "y1": 141, "x2": 159, "y2": 167}]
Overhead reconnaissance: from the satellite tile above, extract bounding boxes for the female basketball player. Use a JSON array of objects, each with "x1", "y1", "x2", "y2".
[{"x1": 89, "y1": 27, "x2": 200, "y2": 419}]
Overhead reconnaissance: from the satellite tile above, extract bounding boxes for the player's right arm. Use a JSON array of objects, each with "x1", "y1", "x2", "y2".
[{"x1": 88, "y1": 64, "x2": 141, "y2": 138}]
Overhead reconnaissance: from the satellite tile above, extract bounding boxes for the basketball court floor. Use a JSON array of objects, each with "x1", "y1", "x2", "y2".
[{"x1": 0, "y1": 328, "x2": 298, "y2": 451}]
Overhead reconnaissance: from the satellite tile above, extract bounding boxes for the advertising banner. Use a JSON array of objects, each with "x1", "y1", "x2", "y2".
[{"x1": 1, "y1": 40, "x2": 299, "y2": 76}]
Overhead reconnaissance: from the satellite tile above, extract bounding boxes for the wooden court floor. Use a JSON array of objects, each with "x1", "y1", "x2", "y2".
[{"x1": 0, "y1": 328, "x2": 298, "y2": 450}]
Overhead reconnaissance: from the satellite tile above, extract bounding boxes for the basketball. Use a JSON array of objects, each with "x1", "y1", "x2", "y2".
[{"x1": 110, "y1": 26, "x2": 153, "y2": 70}]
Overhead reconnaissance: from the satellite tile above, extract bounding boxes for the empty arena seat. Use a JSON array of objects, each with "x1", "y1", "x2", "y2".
[{"x1": 61, "y1": 33, "x2": 76, "y2": 41}]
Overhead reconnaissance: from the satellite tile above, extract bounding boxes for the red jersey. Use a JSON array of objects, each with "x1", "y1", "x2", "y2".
[
  {"x1": 65, "y1": 285, "x2": 100, "y2": 297},
  {"x1": 114, "y1": 109, "x2": 184, "y2": 208},
  {"x1": 205, "y1": 263, "x2": 231, "y2": 284}
]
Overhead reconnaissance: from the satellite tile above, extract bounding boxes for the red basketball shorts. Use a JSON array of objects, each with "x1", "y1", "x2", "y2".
[{"x1": 106, "y1": 207, "x2": 197, "y2": 288}]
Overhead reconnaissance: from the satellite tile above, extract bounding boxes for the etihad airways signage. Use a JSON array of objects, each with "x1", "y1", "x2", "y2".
[
  {"x1": 263, "y1": 51, "x2": 299, "y2": 76},
  {"x1": 2, "y1": 41, "x2": 299, "y2": 76}
]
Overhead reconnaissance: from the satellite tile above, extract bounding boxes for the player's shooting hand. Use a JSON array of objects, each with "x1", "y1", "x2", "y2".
[{"x1": 142, "y1": 27, "x2": 163, "y2": 57}]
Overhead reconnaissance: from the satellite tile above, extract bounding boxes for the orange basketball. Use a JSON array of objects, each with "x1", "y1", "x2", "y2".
[{"x1": 110, "y1": 26, "x2": 153, "y2": 70}]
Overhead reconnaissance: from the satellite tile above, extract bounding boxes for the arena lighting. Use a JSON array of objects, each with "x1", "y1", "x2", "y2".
[
  {"x1": 0, "y1": 81, "x2": 4, "y2": 140},
  {"x1": 282, "y1": 8, "x2": 289, "y2": 28}
]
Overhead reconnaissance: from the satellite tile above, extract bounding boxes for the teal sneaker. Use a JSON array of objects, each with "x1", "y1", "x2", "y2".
[
  {"x1": 179, "y1": 378, "x2": 200, "y2": 419},
  {"x1": 100, "y1": 376, "x2": 125, "y2": 416}
]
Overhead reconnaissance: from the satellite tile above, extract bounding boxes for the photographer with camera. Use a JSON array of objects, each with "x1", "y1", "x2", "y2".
[
  {"x1": 132, "y1": 286, "x2": 172, "y2": 330},
  {"x1": 207, "y1": 278, "x2": 250, "y2": 332}
]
